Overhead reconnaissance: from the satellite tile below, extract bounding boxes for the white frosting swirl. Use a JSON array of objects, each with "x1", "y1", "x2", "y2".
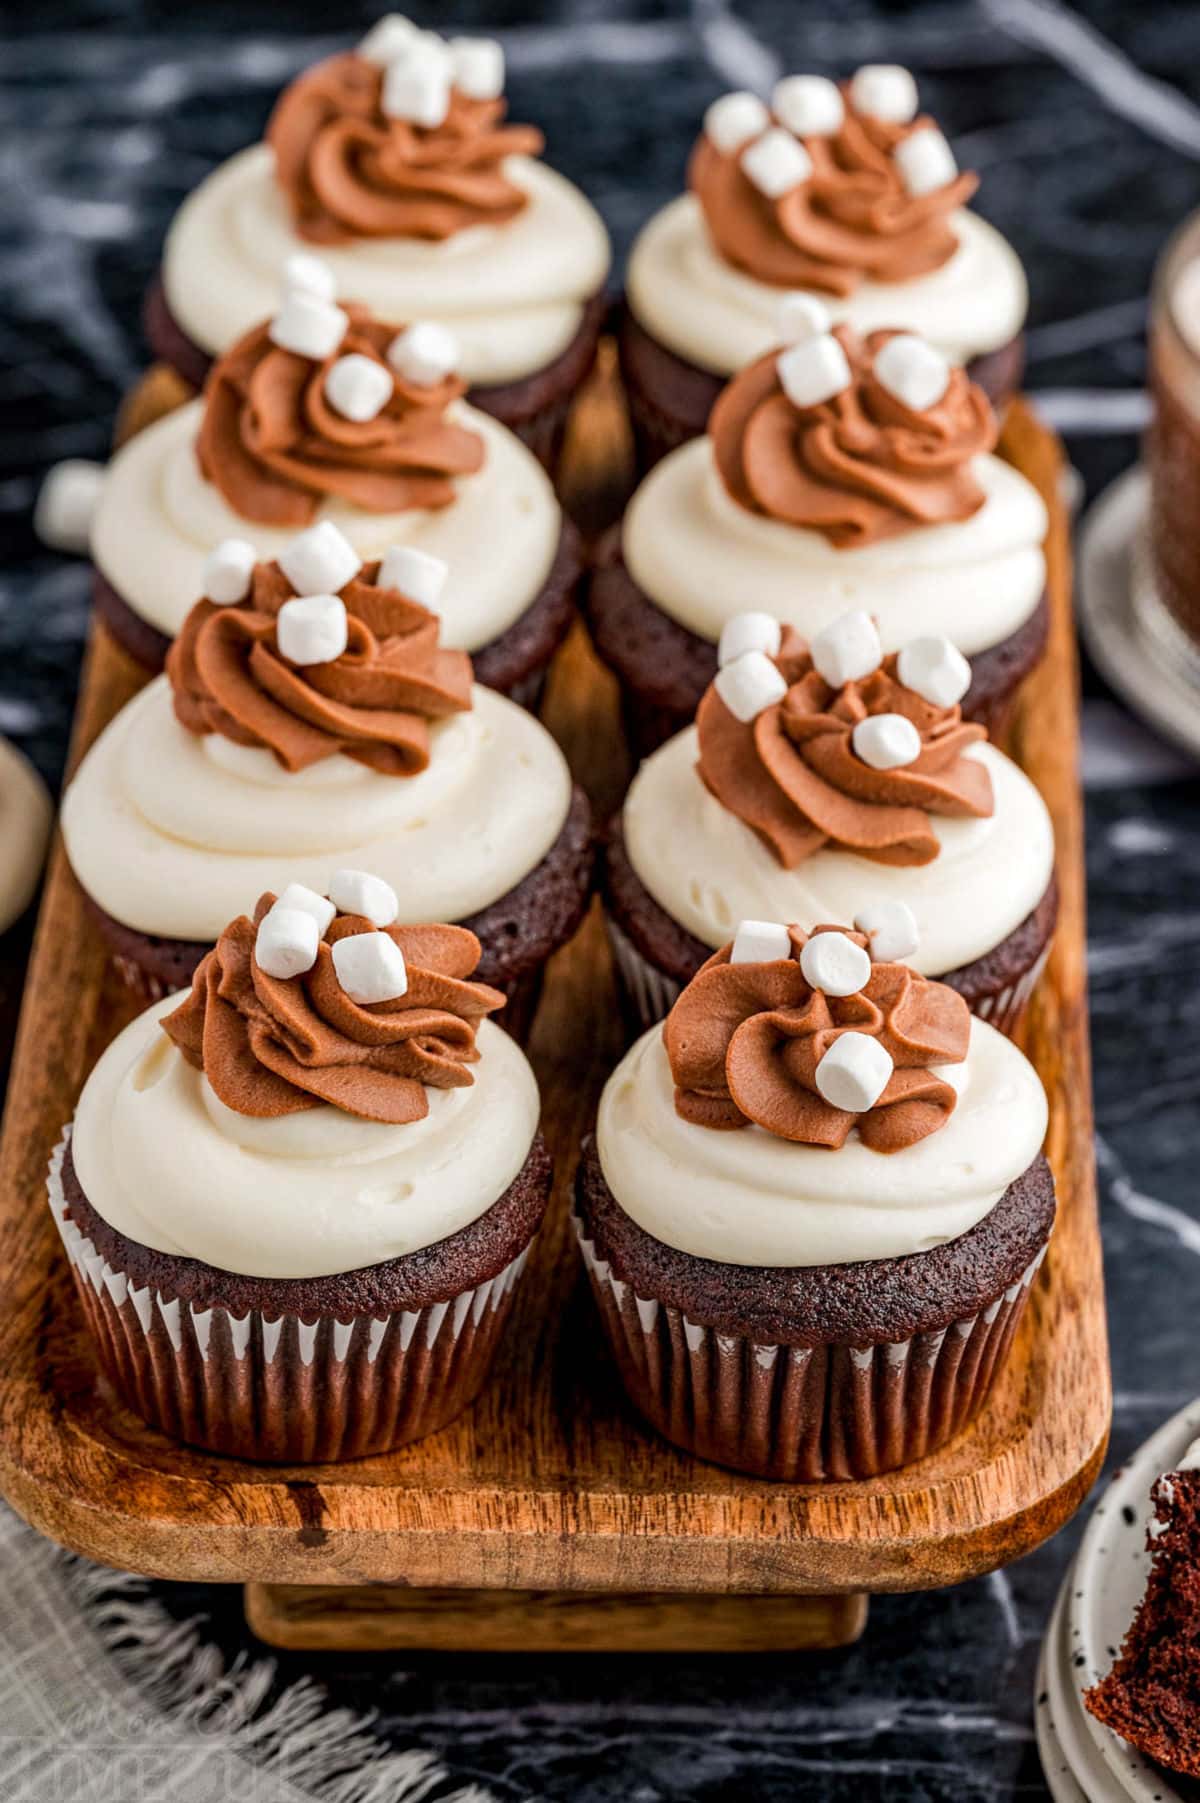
[
  {"x1": 625, "y1": 733, "x2": 1054, "y2": 975},
  {"x1": 72, "y1": 997, "x2": 540, "y2": 1278},
  {"x1": 627, "y1": 195, "x2": 1028, "y2": 377},
  {"x1": 162, "y1": 146, "x2": 611, "y2": 385},
  {"x1": 90, "y1": 398, "x2": 562, "y2": 647},
  {"x1": 0, "y1": 739, "x2": 52, "y2": 934},
  {"x1": 623, "y1": 437, "x2": 1047, "y2": 657},
  {"x1": 62, "y1": 678, "x2": 571, "y2": 941},
  {"x1": 597, "y1": 1016, "x2": 1047, "y2": 1267}
]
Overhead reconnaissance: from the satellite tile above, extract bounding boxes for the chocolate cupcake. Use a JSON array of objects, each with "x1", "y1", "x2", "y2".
[
  {"x1": 50, "y1": 893, "x2": 551, "y2": 1462},
  {"x1": 621, "y1": 65, "x2": 1027, "y2": 472},
  {"x1": 63, "y1": 539, "x2": 592, "y2": 1025},
  {"x1": 94, "y1": 282, "x2": 581, "y2": 702},
  {"x1": 576, "y1": 920, "x2": 1054, "y2": 1481},
  {"x1": 143, "y1": 19, "x2": 611, "y2": 471},
  {"x1": 604, "y1": 609, "x2": 1056, "y2": 1037},
  {"x1": 588, "y1": 322, "x2": 1049, "y2": 757}
]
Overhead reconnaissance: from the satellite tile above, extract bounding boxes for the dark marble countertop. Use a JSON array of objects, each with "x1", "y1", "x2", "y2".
[{"x1": 3, "y1": 2, "x2": 1200, "y2": 1797}]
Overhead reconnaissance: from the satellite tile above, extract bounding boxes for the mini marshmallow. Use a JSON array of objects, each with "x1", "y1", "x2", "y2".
[
  {"x1": 852, "y1": 713, "x2": 922, "y2": 771},
  {"x1": 283, "y1": 251, "x2": 337, "y2": 302},
  {"x1": 703, "y1": 91, "x2": 770, "y2": 153},
  {"x1": 275, "y1": 882, "x2": 336, "y2": 937},
  {"x1": 387, "y1": 320, "x2": 460, "y2": 387},
  {"x1": 776, "y1": 334, "x2": 852, "y2": 409},
  {"x1": 382, "y1": 57, "x2": 450, "y2": 128},
  {"x1": 777, "y1": 292, "x2": 831, "y2": 343},
  {"x1": 325, "y1": 352, "x2": 394, "y2": 423},
  {"x1": 730, "y1": 919, "x2": 792, "y2": 965},
  {"x1": 799, "y1": 929, "x2": 872, "y2": 998},
  {"x1": 897, "y1": 635, "x2": 971, "y2": 708},
  {"x1": 329, "y1": 868, "x2": 400, "y2": 928},
  {"x1": 814, "y1": 1031, "x2": 894, "y2": 1114},
  {"x1": 873, "y1": 333, "x2": 950, "y2": 411},
  {"x1": 714, "y1": 651, "x2": 788, "y2": 723},
  {"x1": 202, "y1": 537, "x2": 256, "y2": 606},
  {"x1": 278, "y1": 521, "x2": 362, "y2": 597},
  {"x1": 450, "y1": 36, "x2": 505, "y2": 100},
  {"x1": 849, "y1": 64, "x2": 918, "y2": 124},
  {"x1": 378, "y1": 544, "x2": 449, "y2": 610},
  {"x1": 854, "y1": 900, "x2": 920, "y2": 965},
  {"x1": 717, "y1": 610, "x2": 782, "y2": 668},
  {"x1": 358, "y1": 14, "x2": 419, "y2": 65},
  {"x1": 269, "y1": 292, "x2": 349, "y2": 362},
  {"x1": 772, "y1": 74, "x2": 844, "y2": 137},
  {"x1": 810, "y1": 610, "x2": 881, "y2": 687},
  {"x1": 332, "y1": 931, "x2": 409, "y2": 1006},
  {"x1": 740, "y1": 127, "x2": 813, "y2": 199},
  {"x1": 255, "y1": 906, "x2": 320, "y2": 981},
  {"x1": 34, "y1": 459, "x2": 105, "y2": 554},
  {"x1": 276, "y1": 594, "x2": 349, "y2": 666},
  {"x1": 894, "y1": 126, "x2": 958, "y2": 197}
]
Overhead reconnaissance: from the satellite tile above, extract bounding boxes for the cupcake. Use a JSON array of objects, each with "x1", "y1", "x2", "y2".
[
  {"x1": 63, "y1": 539, "x2": 592, "y2": 1028},
  {"x1": 94, "y1": 278, "x2": 580, "y2": 703},
  {"x1": 0, "y1": 738, "x2": 52, "y2": 933},
  {"x1": 588, "y1": 321, "x2": 1048, "y2": 757},
  {"x1": 604, "y1": 610, "x2": 1057, "y2": 1036},
  {"x1": 621, "y1": 65, "x2": 1027, "y2": 471},
  {"x1": 576, "y1": 919, "x2": 1054, "y2": 1480},
  {"x1": 50, "y1": 891, "x2": 550, "y2": 1461},
  {"x1": 1141, "y1": 214, "x2": 1200, "y2": 668},
  {"x1": 144, "y1": 17, "x2": 611, "y2": 470}
]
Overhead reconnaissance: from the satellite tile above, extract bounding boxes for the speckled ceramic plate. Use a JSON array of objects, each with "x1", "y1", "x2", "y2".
[{"x1": 1035, "y1": 1575, "x2": 1094, "y2": 1802}]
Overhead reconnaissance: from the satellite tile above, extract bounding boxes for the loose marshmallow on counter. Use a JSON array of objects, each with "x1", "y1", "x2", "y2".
[
  {"x1": 378, "y1": 543, "x2": 449, "y2": 609},
  {"x1": 704, "y1": 91, "x2": 770, "y2": 153},
  {"x1": 730, "y1": 919, "x2": 792, "y2": 965},
  {"x1": 717, "y1": 610, "x2": 782, "y2": 668},
  {"x1": 854, "y1": 900, "x2": 920, "y2": 965},
  {"x1": 275, "y1": 882, "x2": 336, "y2": 937},
  {"x1": 815, "y1": 1031, "x2": 894, "y2": 1113},
  {"x1": 897, "y1": 635, "x2": 972, "y2": 708},
  {"x1": 777, "y1": 334, "x2": 852, "y2": 408},
  {"x1": 849, "y1": 64, "x2": 918, "y2": 124},
  {"x1": 278, "y1": 521, "x2": 362, "y2": 597},
  {"x1": 358, "y1": 14, "x2": 419, "y2": 65},
  {"x1": 772, "y1": 74, "x2": 844, "y2": 138},
  {"x1": 852, "y1": 713, "x2": 922, "y2": 771},
  {"x1": 894, "y1": 126, "x2": 958, "y2": 197},
  {"x1": 799, "y1": 929, "x2": 871, "y2": 998},
  {"x1": 382, "y1": 58, "x2": 450, "y2": 128},
  {"x1": 778, "y1": 292, "x2": 831, "y2": 343},
  {"x1": 276, "y1": 594, "x2": 349, "y2": 666},
  {"x1": 332, "y1": 931, "x2": 409, "y2": 1006},
  {"x1": 283, "y1": 252, "x2": 337, "y2": 302},
  {"x1": 714, "y1": 651, "x2": 788, "y2": 723},
  {"x1": 256, "y1": 905, "x2": 320, "y2": 980},
  {"x1": 388, "y1": 320, "x2": 460, "y2": 387},
  {"x1": 740, "y1": 128, "x2": 813, "y2": 199},
  {"x1": 35, "y1": 459, "x2": 105, "y2": 555},
  {"x1": 810, "y1": 610, "x2": 881, "y2": 687},
  {"x1": 450, "y1": 37, "x2": 505, "y2": 100},
  {"x1": 329, "y1": 868, "x2": 400, "y2": 927},
  {"x1": 202, "y1": 537, "x2": 256, "y2": 605},
  {"x1": 269, "y1": 291, "x2": 349, "y2": 362},
  {"x1": 874, "y1": 334, "x2": 951, "y2": 411},
  {"x1": 325, "y1": 353, "x2": 394, "y2": 423}
]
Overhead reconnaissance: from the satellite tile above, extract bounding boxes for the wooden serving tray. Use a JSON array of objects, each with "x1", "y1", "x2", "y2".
[{"x1": 0, "y1": 368, "x2": 1108, "y2": 1652}]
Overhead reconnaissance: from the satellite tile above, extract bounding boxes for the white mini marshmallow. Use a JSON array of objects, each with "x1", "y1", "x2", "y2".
[
  {"x1": 378, "y1": 544, "x2": 449, "y2": 610},
  {"x1": 382, "y1": 57, "x2": 450, "y2": 128},
  {"x1": 703, "y1": 91, "x2": 770, "y2": 153},
  {"x1": 275, "y1": 882, "x2": 336, "y2": 937},
  {"x1": 714, "y1": 651, "x2": 788, "y2": 723},
  {"x1": 897, "y1": 635, "x2": 972, "y2": 708},
  {"x1": 740, "y1": 127, "x2": 813, "y2": 198},
  {"x1": 283, "y1": 251, "x2": 337, "y2": 302},
  {"x1": 450, "y1": 36, "x2": 505, "y2": 100},
  {"x1": 358, "y1": 14, "x2": 419, "y2": 65},
  {"x1": 854, "y1": 900, "x2": 920, "y2": 965},
  {"x1": 34, "y1": 459, "x2": 105, "y2": 554},
  {"x1": 730, "y1": 919, "x2": 793, "y2": 965},
  {"x1": 269, "y1": 292, "x2": 349, "y2": 361},
  {"x1": 202, "y1": 537, "x2": 256, "y2": 605},
  {"x1": 276, "y1": 594, "x2": 349, "y2": 666},
  {"x1": 778, "y1": 292, "x2": 831, "y2": 343},
  {"x1": 717, "y1": 610, "x2": 782, "y2": 668},
  {"x1": 810, "y1": 610, "x2": 881, "y2": 687},
  {"x1": 278, "y1": 521, "x2": 362, "y2": 597},
  {"x1": 332, "y1": 931, "x2": 409, "y2": 1006},
  {"x1": 814, "y1": 1031, "x2": 894, "y2": 1113},
  {"x1": 325, "y1": 352, "x2": 394, "y2": 423},
  {"x1": 852, "y1": 713, "x2": 922, "y2": 771},
  {"x1": 777, "y1": 334, "x2": 852, "y2": 409},
  {"x1": 894, "y1": 126, "x2": 958, "y2": 197},
  {"x1": 772, "y1": 74, "x2": 844, "y2": 137},
  {"x1": 329, "y1": 868, "x2": 400, "y2": 927},
  {"x1": 387, "y1": 320, "x2": 460, "y2": 387},
  {"x1": 800, "y1": 930, "x2": 872, "y2": 997},
  {"x1": 873, "y1": 333, "x2": 950, "y2": 411},
  {"x1": 849, "y1": 64, "x2": 918, "y2": 124},
  {"x1": 255, "y1": 906, "x2": 320, "y2": 980}
]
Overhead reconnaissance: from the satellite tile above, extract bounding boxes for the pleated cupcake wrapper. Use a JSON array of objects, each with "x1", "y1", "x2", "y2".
[
  {"x1": 507, "y1": 386, "x2": 577, "y2": 476},
  {"x1": 110, "y1": 951, "x2": 175, "y2": 1005},
  {"x1": 967, "y1": 940, "x2": 1053, "y2": 1037},
  {"x1": 49, "y1": 1130, "x2": 534, "y2": 1463},
  {"x1": 621, "y1": 368, "x2": 697, "y2": 476},
  {"x1": 574, "y1": 1212, "x2": 1048, "y2": 1481}
]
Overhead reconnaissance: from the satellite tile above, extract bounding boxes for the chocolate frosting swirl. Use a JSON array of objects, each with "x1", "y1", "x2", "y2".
[
  {"x1": 690, "y1": 96, "x2": 976, "y2": 295},
  {"x1": 162, "y1": 894, "x2": 505, "y2": 1124},
  {"x1": 664, "y1": 925, "x2": 970, "y2": 1152},
  {"x1": 697, "y1": 626, "x2": 992, "y2": 867},
  {"x1": 711, "y1": 326, "x2": 996, "y2": 545},
  {"x1": 266, "y1": 52, "x2": 544, "y2": 245},
  {"x1": 197, "y1": 303, "x2": 485, "y2": 528},
  {"x1": 167, "y1": 557, "x2": 472, "y2": 776}
]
